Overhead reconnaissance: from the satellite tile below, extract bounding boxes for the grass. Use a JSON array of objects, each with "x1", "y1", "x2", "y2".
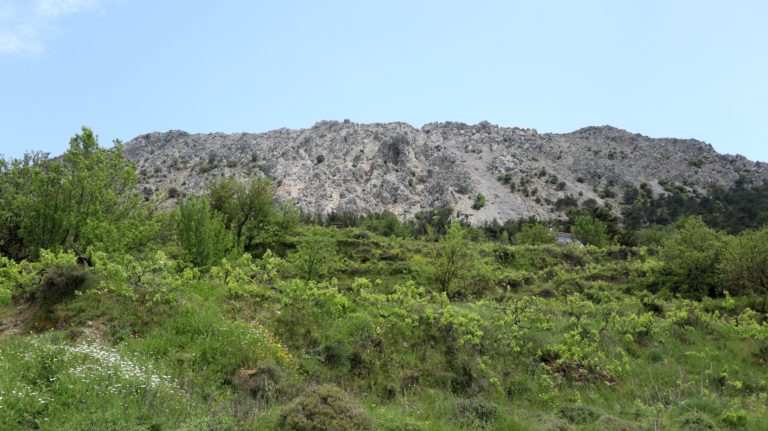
[{"x1": 1, "y1": 226, "x2": 767, "y2": 430}]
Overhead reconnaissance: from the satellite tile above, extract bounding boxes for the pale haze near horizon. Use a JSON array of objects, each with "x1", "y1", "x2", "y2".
[{"x1": 0, "y1": 0, "x2": 766, "y2": 162}]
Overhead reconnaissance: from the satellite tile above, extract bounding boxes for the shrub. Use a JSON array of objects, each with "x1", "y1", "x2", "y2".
[
  {"x1": 39, "y1": 264, "x2": 95, "y2": 305},
  {"x1": 429, "y1": 222, "x2": 473, "y2": 297},
  {"x1": 720, "y1": 227, "x2": 768, "y2": 296},
  {"x1": 494, "y1": 245, "x2": 515, "y2": 266},
  {"x1": 238, "y1": 360, "x2": 295, "y2": 402},
  {"x1": 174, "y1": 195, "x2": 231, "y2": 269},
  {"x1": 0, "y1": 286, "x2": 11, "y2": 305},
  {"x1": 595, "y1": 415, "x2": 638, "y2": 431},
  {"x1": 571, "y1": 215, "x2": 610, "y2": 247},
  {"x1": 378, "y1": 416, "x2": 426, "y2": 431},
  {"x1": 657, "y1": 217, "x2": 724, "y2": 298},
  {"x1": 277, "y1": 384, "x2": 374, "y2": 431},
  {"x1": 472, "y1": 193, "x2": 486, "y2": 210},
  {"x1": 558, "y1": 404, "x2": 599, "y2": 425},
  {"x1": 514, "y1": 223, "x2": 555, "y2": 245},
  {"x1": 719, "y1": 411, "x2": 747, "y2": 428},
  {"x1": 675, "y1": 412, "x2": 720, "y2": 431},
  {"x1": 290, "y1": 229, "x2": 340, "y2": 281},
  {"x1": 455, "y1": 397, "x2": 499, "y2": 426}
]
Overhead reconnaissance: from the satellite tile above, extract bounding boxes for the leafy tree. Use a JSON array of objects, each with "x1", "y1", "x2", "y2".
[
  {"x1": 566, "y1": 205, "x2": 620, "y2": 240},
  {"x1": 361, "y1": 211, "x2": 410, "y2": 237},
  {"x1": 209, "y1": 176, "x2": 276, "y2": 249},
  {"x1": 208, "y1": 176, "x2": 301, "y2": 254},
  {"x1": 571, "y1": 215, "x2": 610, "y2": 247},
  {"x1": 174, "y1": 195, "x2": 231, "y2": 269},
  {"x1": 657, "y1": 216, "x2": 724, "y2": 298},
  {"x1": 413, "y1": 204, "x2": 454, "y2": 237},
  {"x1": 721, "y1": 227, "x2": 768, "y2": 298},
  {"x1": 514, "y1": 223, "x2": 555, "y2": 245},
  {"x1": 290, "y1": 227, "x2": 339, "y2": 281},
  {"x1": 1, "y1": 128, "x2": 152, "y2": 259},
  {"x1": 430, "y1": 222, "x2": 474, "y2": 297}
]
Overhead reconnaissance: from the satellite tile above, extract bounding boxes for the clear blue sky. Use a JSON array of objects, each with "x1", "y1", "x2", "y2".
[{"x1": 1, "y1": 0, "x2": 767, "y2": 162}]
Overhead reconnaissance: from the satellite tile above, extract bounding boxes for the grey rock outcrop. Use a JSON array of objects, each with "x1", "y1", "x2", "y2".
[{"x1": 123, "y1": 121, "x2": 768, "y2": 223}]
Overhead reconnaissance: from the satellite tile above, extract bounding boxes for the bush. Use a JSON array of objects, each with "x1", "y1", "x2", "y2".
[
  {"x1": 657, "y1": 217, "x2": 724, "y2": 298},
  {"x1": 721, "y1": 227, "x2": 768, "y2": 296},
  {"x1": 377, "y1": 416, "x2": 426, "y2": 431},
  {"x1": 571, "y1": 215, "x2": 610, "y2": 247},
  {"x1": 558, "y1": 404, "x2": 599, "y2": 425},
  {"x1": 39, "y1": 264, "x2": 95, "y2": 304},
  {"x1": 429, "y1": 222, "x2": 474, "y2": 297},
  {"x1": 455, "y1": 397, "x2": 499, "y2": 426},
  {"x1": 237, "y1": 360, "x2": 295, "y2": 402},
  {"x1": 290, "y1": 228, "x2": 340, "y2": 281},
  {"x1": 174, "y1": 195, "x2": 231, "y2": 269},
  {"x1": 277, "y1": 384, "x2": 374, "y2": 431},
  {"x1": 514, "y1": 223, "x2": 555, "y2": 245},
  {"x1": 675, "y1": 412, "x2": 720, "y2": 431},
  {"x1": 472, "y1": 193, "x2": 486, "y2": 210},
  {"x1": 595, "y1": 415, "x2": 638, "y2": 431},
  {"x1": 0, "y1": 286, "x2": 12, "y2": 305},
  {"x1": 719, "y1": 411, "x2": 747, "y2": 428}
]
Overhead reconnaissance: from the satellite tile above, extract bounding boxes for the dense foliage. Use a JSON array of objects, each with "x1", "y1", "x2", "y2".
[
  {"x1": 622, "y1": 179, "x2": 768, "y2": 233},
  {"x1": 1, "y1": 130, "x2": 767, "y2": 430},
  {"x1": 0, "y1": 128, "x2": 158, "y2": 260}
]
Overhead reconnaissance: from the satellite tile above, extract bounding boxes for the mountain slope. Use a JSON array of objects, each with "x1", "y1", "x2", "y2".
[{"x1": 123, "y1": 121, "x2": 768, "y2": 222}]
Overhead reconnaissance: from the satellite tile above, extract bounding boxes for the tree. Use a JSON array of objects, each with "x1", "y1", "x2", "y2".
[
  {"x1": 174, "y1": 195, "x2": 231, "y2": 269},
  {"x1": 413, "y1": 204, "x2": 453, "y2": 237},
  {"x1": 209, "y1": 176, "x2": 278, "y2": 250},
  {"x1": 2, "y1": 128, "x2": 150, "y2": 259},
  {"x1": 290, "y1": 227, "x2": 339, "y2": 281},
  {"x1": 514, "y1": 223, "x2": 554, "y2": 245},
  {"x1": 657, "y1": 216, "x2": 724, "y2": 298},
  {"x1": 721, "y1": 227, "x2": 768, "y2": 298},
  {"x1": 430, "y1": 221, "x2": 473, "y2": 297},
  {"x1": 571, "y1": 215, "x2": 610, "y2": 247}
]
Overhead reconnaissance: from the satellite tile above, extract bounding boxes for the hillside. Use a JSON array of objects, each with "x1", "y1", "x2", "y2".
[
  {"x1": 2, "y1": 130, "x2": 768, "y2": 430},
  {"x1": 124, "y1": 121, "x2": 768, "y2": 222}
]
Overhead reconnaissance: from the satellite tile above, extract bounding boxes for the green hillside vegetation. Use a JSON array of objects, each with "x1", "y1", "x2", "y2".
[{"x1": 1, "y1": 129, "x2": 767, "y2": 430}]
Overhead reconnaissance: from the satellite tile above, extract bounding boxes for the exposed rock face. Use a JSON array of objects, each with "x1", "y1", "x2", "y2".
[{"x1": 123, "y1": 121, "x2": 768, "y2": 222}]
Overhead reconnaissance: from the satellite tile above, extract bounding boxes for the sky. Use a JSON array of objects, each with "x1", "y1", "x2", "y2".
[{"x1": 0, "y1": 0, "x2": 767, "y2": 162}]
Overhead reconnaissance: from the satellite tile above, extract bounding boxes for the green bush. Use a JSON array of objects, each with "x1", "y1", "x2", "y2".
[
  {"x1": 675, "y1": 412, "x2": 720, "y2": 431},
  {"x1": 558, "y1": 404, "x2": 599, "y2": 425},
  {"x1": 719, "y1": 410, "x2": 747, "y2": 428},
  {"x1": 721, "y1": 227, "x2": 768, "y2": 296},
  {"x1": 429, "y1": 222, "x2": 474, "y2": 297},
  {"x1": 277, "y1": 384, "x2": 374, "y2": 431},
  {"x1": 238, "y1": 360, "x2": 296, "y2": 402},
  {"x1": 595, "y1": 415, "x2": 638, "y2": 431},
  {"x1": 455, "y1": 397, "x2": 499, "y2": 426},
  {"x1": 571, "y1": 215, "x2": 610, "y2": 247},
  {"x1": 39, "y1": 264, "x2": 95, "y2": 305},
  {"x1": 656, "y1": 217, "x2": 724, "y2": 298},
  {"x1": 514, "y1": 223, "x2": 555, "y2": 245},
  {"x1": 377, "y1": 416, "x2": 426, "y2": 431},
  {"x1": 289, "y1": 228, "x2": 340, "y2": 281},
  {"x1": 174, "y1": 195, "x2": 231, "y2": 269},
  {"x1": 0, "y1": 127, "x2": 153, "y2": 259},
  {"x1": 472, "y1": 193, "x2": 486, "y2": 210}
]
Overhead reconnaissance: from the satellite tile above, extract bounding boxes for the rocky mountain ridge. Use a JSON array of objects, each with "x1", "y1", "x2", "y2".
[{"x1": 123, "y1": 121, "x2": 768, "y2": 223}]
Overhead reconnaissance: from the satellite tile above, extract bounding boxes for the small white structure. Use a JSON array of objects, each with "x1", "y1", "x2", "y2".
[{"x1": 556, "y1": 232, "x2": 584, "y2": 247}]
